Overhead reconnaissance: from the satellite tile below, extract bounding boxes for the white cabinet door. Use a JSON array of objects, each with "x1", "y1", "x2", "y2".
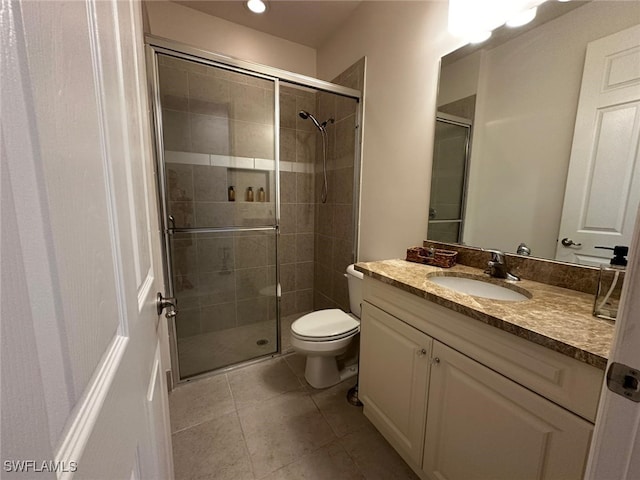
[
  {"x1": 359, "y1": 302, "x2": 433, "y2": 469},
  {"x1": 555, "y1": 24, "x2": 640, "y2": 265},
  {"x1": 423, "y1": 341, "x2": 593, "y2": 480}
]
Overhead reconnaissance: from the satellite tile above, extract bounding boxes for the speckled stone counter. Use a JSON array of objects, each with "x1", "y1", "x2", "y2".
[{"x1": 355, "y1": 259, "x2": 615, "y2": 370}]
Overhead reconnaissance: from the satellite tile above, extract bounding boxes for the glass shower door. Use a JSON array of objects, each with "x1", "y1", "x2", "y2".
[
  {"x1": 154, "y1": 53, "x2": 279, "y2": 380},
  {"x1": 428, "y1": 117, "x2": 471, "y2": 243}
]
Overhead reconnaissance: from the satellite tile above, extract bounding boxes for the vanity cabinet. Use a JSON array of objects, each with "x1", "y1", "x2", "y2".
[
  {"x1": 359, "y1": 302, "x2": 433, "y2": 470},
  {"x1": 423, "y1": 341, "x2": 593, "y2": 480},
  {"x1": 359, "y1": 277, "x2": 603, "y2": 480}
]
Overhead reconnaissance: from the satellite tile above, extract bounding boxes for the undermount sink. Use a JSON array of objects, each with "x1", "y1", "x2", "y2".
[{"x1": 428, "y1": 275, "x2": 530, "y2": 302}]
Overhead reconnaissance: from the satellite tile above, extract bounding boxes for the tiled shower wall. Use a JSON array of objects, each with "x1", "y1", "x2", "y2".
[
  {"x1": 278, "y1": 84, "x2": 318, "y2": 318},
  {"x1": 158, "y1": 53, "x2": 363, "y2": 346},
  {"x1": 313, "y1": 59, "x2": 364, "y2": 312},
  {"x1": 159, "y1": 54, "x2": 278, "y2": 342}
]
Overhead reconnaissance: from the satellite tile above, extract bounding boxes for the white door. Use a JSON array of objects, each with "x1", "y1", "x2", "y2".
[
  {"x1": 1, "y1": 1, "x2": 172, "y2": 479},
  {"x1": 555, "y1": 24, "x2": 640, "y2": 266},
  {"x1": 585, "y1": 205, "x2": 640, "y2": 478}
]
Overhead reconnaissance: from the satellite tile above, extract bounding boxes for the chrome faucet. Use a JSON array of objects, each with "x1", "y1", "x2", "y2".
[{"x1": 484, "y1": 249, "x2": 520, "y2": 281}]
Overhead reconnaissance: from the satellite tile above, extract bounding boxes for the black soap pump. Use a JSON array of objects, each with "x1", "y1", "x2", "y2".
[{"x1": 593, "y1": 245, "x2": 628, "y2": 320}]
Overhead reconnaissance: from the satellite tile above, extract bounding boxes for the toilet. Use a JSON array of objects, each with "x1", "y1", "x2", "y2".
[{"x1": 290, "y1": 264, "x2": 363, "y2": 389}]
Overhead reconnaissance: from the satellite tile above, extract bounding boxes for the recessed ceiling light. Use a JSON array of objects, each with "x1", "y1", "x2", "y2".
[
  {"x1": 506, "y1": 6, "x2": 537, "y2": 27},
  {"x1": 246, "y1": 0, "x2": 266, "y2": 14}
]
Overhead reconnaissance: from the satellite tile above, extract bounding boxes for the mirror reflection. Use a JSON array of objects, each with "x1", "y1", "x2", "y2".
[{"x1": 428, "y1": 1, "x2": 640, "y2": 266}]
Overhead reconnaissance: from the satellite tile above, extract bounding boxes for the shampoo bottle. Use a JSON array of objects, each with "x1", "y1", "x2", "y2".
[{"x1": 593, "y1": 245, "x2": 628, "y2": 320}]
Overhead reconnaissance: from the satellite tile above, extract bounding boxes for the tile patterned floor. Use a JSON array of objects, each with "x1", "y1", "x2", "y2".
[{"x1": 169, "y1": 354, "x2": 419, "y2": 480}]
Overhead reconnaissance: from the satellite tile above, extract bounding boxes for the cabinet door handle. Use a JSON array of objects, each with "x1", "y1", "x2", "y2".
[
  {"x1": 432, "y1": 357, "x2": 440, "y2": 365},
  {"x1": 417, "y1": 348, "x2": 427, "y2": 357}
]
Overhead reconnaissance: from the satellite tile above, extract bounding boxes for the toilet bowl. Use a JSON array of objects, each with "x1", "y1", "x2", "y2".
[{"x1": 290, "y1": 264, "x2": 363, "y2": 389}]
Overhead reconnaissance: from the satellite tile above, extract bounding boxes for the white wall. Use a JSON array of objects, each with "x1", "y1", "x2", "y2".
[
  {"x1": 145, "y1": 1, "x2": 317, "y2": 77},
  {"x1": 463, "y1": 1, "x2": 640, "y2": 258},
  {"x1": 438, "y1": 50, "x2": 482, "y2": 107},
  {"x1": 317, "y1": 1, "x2": 464, "y2": 262}
]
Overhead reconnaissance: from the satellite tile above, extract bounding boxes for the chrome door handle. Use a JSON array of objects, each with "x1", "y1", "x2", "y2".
[
  {"x1": 156, "y1": 292, "x2": 177, "y2": 317},
  {"x1": 561, "y1": 238, "x2": 582, "y2": 247}
]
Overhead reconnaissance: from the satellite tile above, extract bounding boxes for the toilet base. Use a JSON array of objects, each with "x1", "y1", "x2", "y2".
[{"x1": 305, "y1": 356, "x2": 358, "y2": 389}]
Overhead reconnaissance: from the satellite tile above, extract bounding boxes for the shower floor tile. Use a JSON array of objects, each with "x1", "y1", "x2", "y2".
[{"x1": 169, "y1": 354, "x2": 419, "y2": 480}]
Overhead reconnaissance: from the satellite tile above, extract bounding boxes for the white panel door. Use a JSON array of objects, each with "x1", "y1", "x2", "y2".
[
  {"x1": 556, "y1": 24, "x2": 640, "y2": 265},
  {"x1": 2, "y1": 1, "x2": 172, "y2": 479}
]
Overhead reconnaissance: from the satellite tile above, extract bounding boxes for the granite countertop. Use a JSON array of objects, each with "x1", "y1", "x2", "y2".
[{"x1": 355, "y1": 259, "x2": 615, "y2": 370}]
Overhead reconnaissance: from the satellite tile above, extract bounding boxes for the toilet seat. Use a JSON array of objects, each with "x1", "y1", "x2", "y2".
[{"x1": 291, "y1": 309, "x2": 360, "y2": 342}]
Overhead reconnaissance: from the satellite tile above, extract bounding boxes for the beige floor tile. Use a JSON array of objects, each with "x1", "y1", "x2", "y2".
[
  {"x1": 238, "y1": 389, "x2": 337, "y2": 478},
  {"x1": 172, "y1": 412, "x2": 254, "y2": 480},
  {"x1": 283, "y1": 352, "x2": 306, "y2": 379},
  {"x1": 311, "y1": 380, "x2": 369, "y2": 438},
  {"x1": 261, "y1": 441, "x2": 364, "y2": 480},
  {"x1": 169, "y1": 373, "x2": 235, "y2": 433},
  {"x1": 228, "y1": 357, "x2": 303, "y2": 410},
  {"x1": 339, "y1": 423, "x2": 420, "y2": 480}
]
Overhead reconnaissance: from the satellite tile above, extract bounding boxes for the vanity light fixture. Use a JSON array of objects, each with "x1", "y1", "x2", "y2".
[
  {"x1": 246, "y1": 0, "x2": 267, "y2": 14},
  {"x1": 469, "y1": 31, "x2": 493, "y2": 43},
  {"x1": 449, "y1": 0, "x2": 548, "y2": 44},
  {"x1": 506, "y1": 6, "x2": 537, "y2": 27}
]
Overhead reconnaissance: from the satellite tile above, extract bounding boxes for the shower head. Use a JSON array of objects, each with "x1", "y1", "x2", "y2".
[{"x1": 299, "y1": 110, "x2": 322, "y2": 131}]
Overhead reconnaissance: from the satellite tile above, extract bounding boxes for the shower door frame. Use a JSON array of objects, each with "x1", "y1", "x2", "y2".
[
  {"x1": 145, "y1": 36, "x2": 363, "y2": 386},
  {"x1": 428, "y1": 113, "x2": 472, "y2": 244}
]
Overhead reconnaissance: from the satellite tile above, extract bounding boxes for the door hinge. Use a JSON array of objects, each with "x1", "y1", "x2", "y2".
[{"x1": 607, "y1": 362, "x2": 640, "y2": 402}]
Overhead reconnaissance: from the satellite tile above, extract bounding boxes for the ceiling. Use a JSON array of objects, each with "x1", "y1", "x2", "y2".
[{"x1": 171, "y1": 0, "x2": 363, "y2": 48}]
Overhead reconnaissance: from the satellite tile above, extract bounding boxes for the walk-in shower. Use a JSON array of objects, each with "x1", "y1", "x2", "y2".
[
  {"x1": 146, "y1": 36, "x2": 363, "y2": 384},
  {"x1": 299, "y1": 111, "x2": 334, "y2": 204}
]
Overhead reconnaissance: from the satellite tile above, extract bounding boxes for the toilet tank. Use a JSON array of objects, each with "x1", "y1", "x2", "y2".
[{"x1": 346, "y1": 264, "x2": 364, "y2": 318}]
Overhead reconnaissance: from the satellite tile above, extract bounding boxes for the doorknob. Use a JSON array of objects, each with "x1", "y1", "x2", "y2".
[
  {"x1": 156, "y1": 292, "x2": 178, "y2": 317},
  {"x1": 561, "y1": 238, "x2": 582, "y2": 247}
]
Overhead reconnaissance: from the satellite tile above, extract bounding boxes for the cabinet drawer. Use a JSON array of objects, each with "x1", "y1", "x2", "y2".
[{"x1": 364, "y1": 277, "x2": 603, "y2": 422}]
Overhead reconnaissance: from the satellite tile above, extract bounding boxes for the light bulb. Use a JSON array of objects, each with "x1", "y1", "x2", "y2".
[
  {"x1": 469, "y1": 31, "x2": 492, "y2": 44},
  {"x1": 246, "y1": 0, "x2": 266, "y2": 14},
  {"x1": 506, "y1": 7, "x2": 537, "y2": 27}
]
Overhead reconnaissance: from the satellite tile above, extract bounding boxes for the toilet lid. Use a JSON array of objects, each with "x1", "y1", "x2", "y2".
[{"x1": 291, "y1": 309, "x2": 360, "y2": 340}]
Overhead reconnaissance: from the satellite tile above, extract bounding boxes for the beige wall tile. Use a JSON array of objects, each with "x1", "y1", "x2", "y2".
[
  {"x1": 196, "y1": 236, "x2": 234, "y2": 272},
  {"x1": 296, "y1": 203, "x2": 314, "y2": 233},
  {"x1": 296, "y1": 233, "x2": 314, "y2": 263},
  {"x1": 235, "y1": 266, "x2": 269, "y2": 300},
  {"x1": 193, "y1": 165, "x2": 228, "y2": 202},
  {"x1": 280, "y1": 171, "x2": 296, "y2": 204},
  {"x1": 198, "y1": 271, "x2": 236, "y2": 306},
  {"x1": 234, "y1": 235, "x2": 268, "y2": 269},
  {"x1": 190, "y1": 113, "x2": 231, "y2": 155},
  {"x1": 194, "y1": 201, "x2": 235, "y2": 227},
  {"x1": 169, "y1": 201, "x2": 194, "y2": 228},
  {"x1": 163, "y1": 109, "x2": 191, "y2": 151},
  {"x1": 295, "y1": 262, "x2": 314, "y2": 290},
  {"x1": 232, "y1": 120, "x2": 274, "y2": 159},
  {"x1": 166, "y1": 163, "x2": 194, "y2": 202}
]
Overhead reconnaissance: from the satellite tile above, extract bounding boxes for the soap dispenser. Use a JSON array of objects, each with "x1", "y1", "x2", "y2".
[{"x1": 593, "y1": 245, "x2": 628, "y2": 320}]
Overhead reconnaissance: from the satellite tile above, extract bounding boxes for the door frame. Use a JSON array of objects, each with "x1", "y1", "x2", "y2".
[{"x1": 144, "y1": 36, "x2": 364, "y2": 386}]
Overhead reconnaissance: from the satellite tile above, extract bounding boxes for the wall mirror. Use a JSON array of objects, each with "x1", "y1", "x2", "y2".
[{"x1": 428, "y1": 0, "x2": 640, "y2": 266}]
